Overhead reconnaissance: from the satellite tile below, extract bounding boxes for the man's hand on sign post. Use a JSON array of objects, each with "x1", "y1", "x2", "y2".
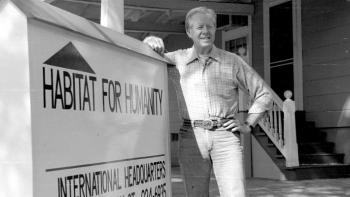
[{"x1": 143, "y1": 36, "x2": 165, "y2": 55}]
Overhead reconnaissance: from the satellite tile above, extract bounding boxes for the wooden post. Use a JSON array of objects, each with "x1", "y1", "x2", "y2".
[
  {"x1": 283, "y1": 90, "x2": 299, "y2": 167},
  {"x1": 100, "y1": 0, "x2": 124, "y2": 33}
]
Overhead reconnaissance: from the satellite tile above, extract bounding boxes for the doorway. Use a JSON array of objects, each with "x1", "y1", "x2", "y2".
[
  {"x1": 263, "y1": 0, "x2": 303, "y2": 109},
  {"x1": 270, "y1": 1, "x2": 294, "y2": 99}
]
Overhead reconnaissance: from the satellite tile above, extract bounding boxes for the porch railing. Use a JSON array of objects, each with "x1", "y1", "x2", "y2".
[{"x1": 257, "y1": 89, "x2": 299, "y2": 167}]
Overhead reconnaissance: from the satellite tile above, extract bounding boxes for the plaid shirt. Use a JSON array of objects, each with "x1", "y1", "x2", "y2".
[{"x1": 166, "y1": 45, "x2": 272, "y2": 120}]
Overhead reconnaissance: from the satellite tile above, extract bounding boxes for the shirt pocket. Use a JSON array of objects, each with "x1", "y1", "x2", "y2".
[{"x1": 209, "y1": 72, "x2": 237, "y2": 99}]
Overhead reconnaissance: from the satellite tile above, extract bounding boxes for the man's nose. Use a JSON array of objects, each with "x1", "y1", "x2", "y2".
[{"x1": 202, "y1": 25, "x2": 209, "y2": 33}]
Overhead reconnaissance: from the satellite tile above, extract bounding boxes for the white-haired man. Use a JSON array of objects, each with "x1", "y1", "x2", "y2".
[{"x1": 144, "y1": 7, "x2": 272, "y2": 197}]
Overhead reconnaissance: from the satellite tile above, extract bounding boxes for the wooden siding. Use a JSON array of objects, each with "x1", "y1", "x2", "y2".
[
  {"x1": 302, "y1": 0, "x2": 350, "y2": 127},
  {"x1": 303, "y1": 25, "x2": 350, "y2": 50},
  {"x1": 303, "y1": 41, "x2": 350, "y2": 66},
  {"x1": 304, "y1": 59, "x2": 350, "y2": 81},
  {"x1": 304, "y1": 93, "x2": 350, "y2": 112},
  {"x1": 304, "y1": 75, "x2": 350, "y2": 97},
  {"x1": 306, "y1": 111, "x2": 350, "y2": 128}
]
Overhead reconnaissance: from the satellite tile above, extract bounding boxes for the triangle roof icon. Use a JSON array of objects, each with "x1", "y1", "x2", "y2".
[{"x1": 44, "y1": 42, "x2": 95, "y2": 74}]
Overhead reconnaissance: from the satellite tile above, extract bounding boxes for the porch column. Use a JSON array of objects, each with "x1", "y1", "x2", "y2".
[{"x1": 100, "y1": 0, "x2": 124, "y2": 33}]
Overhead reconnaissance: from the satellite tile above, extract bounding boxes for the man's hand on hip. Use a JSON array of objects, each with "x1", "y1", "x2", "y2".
[{"x1": 223, "y1": 119, "x2": 252, "y2": 134}]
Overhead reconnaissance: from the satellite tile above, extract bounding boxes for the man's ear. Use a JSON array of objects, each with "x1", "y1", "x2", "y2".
[{"x1": 186, "y1": 29, "x2": 192, "y2": 39}]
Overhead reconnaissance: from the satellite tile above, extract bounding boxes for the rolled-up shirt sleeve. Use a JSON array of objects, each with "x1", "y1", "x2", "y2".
[
  {"x1": 164, "y1": 51, "x2": 178, "y2": 83},
  {"x1": 233, "y1": 56, "x2": 273, "y2": 114},
  {"x1": 164, "y1": 51, "x2": 176, "y2": 65}
]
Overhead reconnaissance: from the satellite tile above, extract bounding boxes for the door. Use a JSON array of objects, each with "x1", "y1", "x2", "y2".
[{"x1": 264, "y1": 0, "x2": 303, "y2": 109}]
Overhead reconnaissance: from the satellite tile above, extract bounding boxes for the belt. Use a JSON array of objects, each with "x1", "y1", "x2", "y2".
[{"x1": 183, "y1": 118, "x2": 234, "y2": 130}]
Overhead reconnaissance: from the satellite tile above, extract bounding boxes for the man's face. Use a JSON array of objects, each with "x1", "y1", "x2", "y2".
[{"x1": 186, "y1": 13, "x2": 216, "y2": 51}]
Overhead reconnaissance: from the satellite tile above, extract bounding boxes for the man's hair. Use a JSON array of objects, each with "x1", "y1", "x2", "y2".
[{"x1": 185, "y1": 7, "x2": 217, "y2": 31}]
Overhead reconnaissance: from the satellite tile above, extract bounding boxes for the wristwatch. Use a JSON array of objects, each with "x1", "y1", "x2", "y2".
[{"x1": 244, "y1": 122, "x2": 254, "y2": 132}]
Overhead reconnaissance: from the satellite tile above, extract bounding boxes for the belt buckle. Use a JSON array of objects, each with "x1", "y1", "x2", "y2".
[{"x1": 202, "y1": 119, "x2": 214, "y2": 130}]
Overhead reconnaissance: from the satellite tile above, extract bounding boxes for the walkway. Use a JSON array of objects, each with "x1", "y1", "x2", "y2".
[{"x1": 171, "y1": 167, "x2": 350, "y2": 197}]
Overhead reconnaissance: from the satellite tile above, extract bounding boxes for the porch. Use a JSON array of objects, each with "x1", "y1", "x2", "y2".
[{"x1": 171, "y1": 166, "x2": 350, "y2": 197}]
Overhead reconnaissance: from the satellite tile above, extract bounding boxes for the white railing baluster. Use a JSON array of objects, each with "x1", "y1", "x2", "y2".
[
  {"x1": 273, "y1": 104, "x2": 278, "y2": 140},
  {"x1": 278, "y1": 110, "x2": 283, "y2": 147},
  {"x1": 269, "y1": 109, "x2": 274, "y2": 136}
]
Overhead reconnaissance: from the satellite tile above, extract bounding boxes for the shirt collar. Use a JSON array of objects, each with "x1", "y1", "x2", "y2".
[{"x1": 186, "y1": 45, "x2": 221, "y2": 65}]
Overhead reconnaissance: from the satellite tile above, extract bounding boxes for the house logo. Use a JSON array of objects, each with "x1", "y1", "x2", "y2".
[
  {"x1": 42, "y1": 42, "x2": 97, "y2": 111},
  {"x1": 44, "y1": 42, "x2": 95, "y2": 74}
]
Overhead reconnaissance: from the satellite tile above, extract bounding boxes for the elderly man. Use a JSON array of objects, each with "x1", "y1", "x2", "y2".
[{"x1": 144, "y1": 7, "x2": 272, "y2": 197}]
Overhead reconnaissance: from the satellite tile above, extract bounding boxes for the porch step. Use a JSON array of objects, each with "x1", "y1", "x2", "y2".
[
  {"x1": 285, "y1": 164, "x2": 350, "y2": 180},
  {"x1": 298, "y1": 142, "x2": 335, "y2": 154},
  {"x1": 299, "y1": 153, "x2": 344, "y2": 164},
  {"x1": 268, "y1": 142, "x2": 336, "y2": 155},
  {"x1": 275, "y1": 152, "x2": 344, "y2": 164},
  {"x1": 297, "y1": 130, "x2": 327, "y2": 143}
]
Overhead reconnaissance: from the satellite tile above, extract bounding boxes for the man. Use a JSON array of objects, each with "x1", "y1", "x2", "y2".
[{"x1": 144, "y1": 7, "x2": 272, "y2": 197}]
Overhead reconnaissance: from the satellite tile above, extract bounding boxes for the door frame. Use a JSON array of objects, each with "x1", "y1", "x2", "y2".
[{"x1": 263, "y1": 0, "x2": 303, "y2": 110}]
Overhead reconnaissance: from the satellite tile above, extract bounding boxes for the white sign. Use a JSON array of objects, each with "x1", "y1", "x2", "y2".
[{"x1": 28, "y1": 20, "x2": 171, "y2": 197}]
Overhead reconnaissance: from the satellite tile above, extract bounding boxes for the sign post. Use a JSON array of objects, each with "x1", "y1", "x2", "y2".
[{"x1": 0, "y1": 0, "x2": 171, "y2": 197}]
